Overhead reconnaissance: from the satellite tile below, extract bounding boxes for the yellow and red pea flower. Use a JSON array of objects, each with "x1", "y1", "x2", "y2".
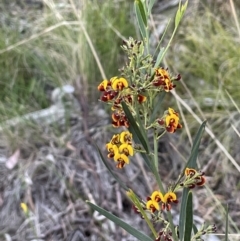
[
  {"x1": 146, "y1": 199, "x2": 160, "y2": 213},
  {"x1": 146, "y1": 191, "x2": 163, "y2": 212},
  {"x1": 106, "y1": 143, "x2": 119, "y2": 158},
  {"x1": 112, "y1": 111, "x2": 129, "y2": 128},
  {"x1": 184, "y1": 168, "x2": 206, "y2": 188},
  {"x1": 106, "y1": 131, "x2": 134, "y2": 168},
  {"x1": 98, "y1": 79, "x2": 111, "y2": 91},
  {"x1": 114, "y1": 152, "x2": 130, "y2": 168},
  {"x1": 161, "y1": 191, "x2": 178, "y2": 211},
  {"x1": 100, "y1": 90, "x2": 118, "y2": 102},
  {"x1": 146, "y1": 190, "x2": 178, "y2": 212},
  {"x1": 137, "y1": 94, "x2": 147, "y2": 103},
  {"x1": 185, "y1": 167, "x2": 197, "y2": 177},
  {"x1": 110, "y1": 134, "x2": 120, "y2": 145},
  {"x1": 158, "y1": 107, "x2": 182, "y2": 133},
  {"x1": 119, "y1": 143, "x2": 134, "y2": 156},
  {"x1": 120, "y1": 131, "x2": 132, "y2": 144},
  {"x1": 111, "y1": 77, "x2": 129, "y2": 91},
  {"x1": 153, "y1": 68, "x2": 175, "y2": 92}
]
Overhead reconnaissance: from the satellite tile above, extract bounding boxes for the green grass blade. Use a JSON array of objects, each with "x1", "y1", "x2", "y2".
[
  {"x1": 122, "y1": 102, "x2": 150, "y2": 154},
  {"x1": 175, "y1": 0, "x2": 188, "y2": 28},
  {"x1": 174, "y1": 5, "x2": 181, "y2": 28},
  {"x1": 87, "y1": 202, "x2": 153, "y2": 241},
  {"x1": 179, "y1": 121, "x2": 207, "y2": 240},
  {"x1": 95, "y1": 144, "x2": 128, "y2": 191},
  {"x1": 179, "y1": 188, "x2": 188, "y2": 241},
  {"x1": 186, "y1": 120, "x2": 207, "y2": 169},
  {"x1": 154, "y1": 47, "x2": 165, "y2": 68},
  {"x1": 184, "y1": 192, "x2": 193, "y2": 241},
  {"x1": 225, "y1": 205, "x2": 229, "y2": 241},
  {"x1": 153, "y1": 19, "x2": 171, "y2": 61},
  {"x1": 135, "y1": 0, "x2": 147, "y2": 27},
  {"x1": 127, "y1": 189, "x2": 157, "y2": 238},
  {"x1": 192, "y1": 224, "x2": 198, "y2": 235},
  {"x1": 134, "y1": 1, "x2": 147, "y2": 39}
]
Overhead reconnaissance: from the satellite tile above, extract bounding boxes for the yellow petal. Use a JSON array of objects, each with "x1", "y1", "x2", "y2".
[
  {"x1": 120, "y1": 131, "x2": 132, "y2": 144},
  {"x1": 119, "y1": 143, "x2": 134, "y2": 156},
  {"x1": 163, "y1": 192, "x2": 177, "y2": 203},
  {"x1": 20, "y1": 202, "x2": 28, "y2": 214},
  {"x1": 112, "y1": 77, "x2": 129, "y2": 91},
  {"x1": 151, "y1": 191, "x2": 163, "y2": 202},
  {"x1": 114, "y1": 153, "x2": 129, "y2": 164},
  {"x1": 146, "y1": 200, "x2": 160, "y2": 211}
]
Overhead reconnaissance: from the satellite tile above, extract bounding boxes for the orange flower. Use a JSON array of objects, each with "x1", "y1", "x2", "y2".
[
  {"x1": 119, "y1": 131, "x2": 132, "y2": 144},
  {"x1": 146, "y1": 191, "x2": 178, "y2": 212},
  {"x1": 184, "y1": 168, "x2": 206, "y2": 188},
  {"x1": 163, "y1": 108, "x2": 182, "y2": 133},
  {"x1": 98, "y1": 79, "x2": 111, "y2": 91},
  {"x1": 106, "y1": 143, "x2": 119, "y2": 158},
  {"x1": 146, "y1": 191, "x2": 163, "y2": 212},
  {"x1": 114, "y1": 153, "x2": 129, "y2": 168},
  {"x1": 161, "y1": 192, "x2": 178, "y2": 211},
  {"x1": 119, "y1": 143, "x2": 134, "y2": 156},
  {"x1": 153, "y1": 68, "x2": 175, "y2": 92},
  {"x1": 137, "y1": 94, "x2": 147, "y2": 103}
]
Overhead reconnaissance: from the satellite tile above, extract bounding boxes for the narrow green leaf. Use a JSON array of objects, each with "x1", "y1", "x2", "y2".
[
  {"x1": 179, "y1": 121, "x2": 207, "y2": 240},
  {"x1": 154, "y1": 47, "x2": 165, "y2": 68},
  {"x1": 179, "y1": 188, "x2": 189, "y2": 241},
  {"x1": 87, "y1": 202, "x2": 153, "y2": 241},
  {"x1": 192, "y1": 224, "x2": 198, "y2": 235},
  {"x1": 122, "y1": 102, "x2": 150, "y2": 154},
  {"x1": 127, "y1": 189, "x2": 157, "y2": 238},
  {"x1": 184, "y1": 192, "x2": 193, "y2": 241},
  {"x1": 175, "y1": 7, "x2": 181, "y2": 28},
  {"x1": 186, "y1": 120, "x2": 207, "y2": 169},
  {"x1": 135, "y1": 0, "x2": 147, "y2": 26},
  {"x1": 134, "y1": 1, "x2": 147, "y2": 39},
  {"x1": 95, "y1": 144, "x2": 128, "y2": 191},
  {"x1": 175, "y1": 1, "x2": 188, "y2": 28},
  {"x1": 225, "y1": 205, "x2": 229, "y2": 241},
  {"x1": 153, "y1": 19, "x2": 171, "y2": 61}
]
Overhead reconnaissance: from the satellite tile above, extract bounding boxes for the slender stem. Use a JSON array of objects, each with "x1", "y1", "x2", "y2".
[
  {"x1": 128, "y1": 190, "x2": 158, "y2": 238},
  {"x1": 157, "y1": 130, "x2": 166, "y2": 140},
  {"x1": 167, "y1": 212, "x2": 178, "y2": 241},
  {"x1": 153, "y1": 131, "x2": 159, "y2": 170}
]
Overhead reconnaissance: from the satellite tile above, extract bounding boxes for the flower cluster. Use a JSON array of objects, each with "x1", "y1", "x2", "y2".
[
  {"x1": 181, "y1": 168, "x2": 206, "y2": 188},
  {"x1": 146, "y1": 191, "x2": 178, "y2": 212},
  {"x1": 152, "y1": 68, "x2": 181, "y2": 92},
  {"x1": 98, "y1": 76, "x2": 146, "y2": 128},
  {"x1": 191, "y1": 223, "x2": 217, "y2": 241},
  {"x1": 106, "y1": 131, "x2": 134, "y2": 168},
  {"x1": 158, "y1": 108, "x2": 182, "y2": 133},
  {"x1": 155, "y1": 229, "x2": 174, "y2": 241}
]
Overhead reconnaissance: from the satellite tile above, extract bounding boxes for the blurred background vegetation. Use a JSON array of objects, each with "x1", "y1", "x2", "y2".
[{"x1": 0, "y1": 0, "x2": 239, "y2": 120}]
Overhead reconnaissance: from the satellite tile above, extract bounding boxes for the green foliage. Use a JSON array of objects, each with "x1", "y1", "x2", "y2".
[
  {"x1": 179, "y1": 121, "x2": 206, "y2": 240},
  {"x1": 168, "y1": 8, "x2": 240, "y2": 106},
  {"x1": 0, "y1": 0, "x2": 135, "y2": 122},
  {"x1": 87, "y1": 201, "x2": 153, "y2": 241},
  {"x1": 184, "y1": 192, "x2": 193, "y2": 241}
]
